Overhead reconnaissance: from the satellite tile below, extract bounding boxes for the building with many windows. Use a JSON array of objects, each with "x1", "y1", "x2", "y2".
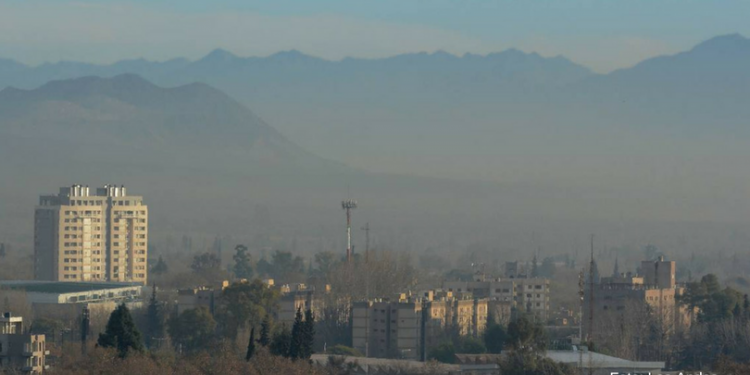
[
  {"x1": 34, "y1": 185, "x2": 148, "y2": 284},
  {"x1": 0, "y1": 313, "x2": 48, "y2": 374}
]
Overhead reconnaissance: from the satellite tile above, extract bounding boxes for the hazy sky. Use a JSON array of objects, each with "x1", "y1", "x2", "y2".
[{"x1": 0, "y1": 0, "x2": 748, "y2": 72}]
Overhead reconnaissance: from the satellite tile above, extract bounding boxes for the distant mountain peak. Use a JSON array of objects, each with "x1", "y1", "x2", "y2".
[
  {"x1": 691, "y1": 33, "x2": 750, "y2": 54},
  {"x1": 199, "y1": 48, "x2": 240, "y2": 63}
]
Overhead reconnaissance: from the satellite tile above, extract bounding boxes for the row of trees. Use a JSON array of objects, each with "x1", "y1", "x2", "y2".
[{"x1": 99, "y1": 289, "x2": 316, "y2": 364}]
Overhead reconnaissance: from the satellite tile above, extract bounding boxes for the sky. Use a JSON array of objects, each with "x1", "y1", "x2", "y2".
[{"x1": 0, "y1": 0, "x2": 748, "y2": 72}]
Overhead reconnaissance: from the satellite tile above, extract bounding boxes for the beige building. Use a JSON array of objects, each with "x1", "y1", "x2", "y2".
[
  {"x1": 443, "y1": 277, "x2": 550, "y2": 321},
  {"x1": 278, "y1": 284, "x2": 317, "y2": 327},
  {"x1": 34, "y1": 185, "x2": 148, "y2": 284},
  {"x1": 0, "y1": 313, "x2": 48, "y2": 374},
  {"x1": 584, "y1": 257, "x2": 689, "y2": 338},
  {"x1": 352, "y1": 292, "x2": 489, "y2": 360}
]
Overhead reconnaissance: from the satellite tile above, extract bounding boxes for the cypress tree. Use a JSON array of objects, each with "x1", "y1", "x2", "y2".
[
  {"x1": 301, "y1": 308, "x2": 315, "y2": 359},
  {"x1": 288, "y1": 308, "x2": 304, "y2": 359},
  {"x1": 145, "y1": 284, "x2": 164, "y2": 349},
  {"x1": 259, "y1": 315, "x2": 272, "y2": 347},
  {"x1": 246, "y1": 327, "x2": 256, "y2": 361},
  {"x1": 98, "y1": 303, "x2": 144, "y2": 358},
  {"x1": 270, "y1": 324, "x2": 292, "y2": 357}
]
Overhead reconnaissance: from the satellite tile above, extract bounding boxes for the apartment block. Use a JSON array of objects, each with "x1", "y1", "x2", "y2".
[
  {"x1": 352, "y1": 292, "x2": 489, "y2": 360},
  {"x1": 443, "y1": 277, "x2": 551, "y2": 321},
  {"x1": 583, "y1": 257, "x2": 689, "y2": 338},
  {"x1": 0, "y1": 313, "x2": 47, "y2": 374},
  {"x1": 34, "y1": 185, "x2": 148, "y2": 284}
]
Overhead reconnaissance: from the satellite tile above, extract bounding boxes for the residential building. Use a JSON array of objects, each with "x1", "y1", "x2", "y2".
[
  {"x1": 278, "y1": 284, "x2": 316, "y2": 327},
  {"x1": 443, "y1": 277, "x2": 550, "y2": 321},
  {"x1": 177, "y1": 281, "x2": 229, "y2": 315},
  {"x1": 0, "y1": 313, "x2": 48, "y2": 374},
  {"x1": 34, "y1": 185, "x2": 148, "y2": 284},
  {"x1": 583, "y1": 257, "x2": 689, "y2": 339},
  {"x1": 352, "y1": 291, "x2": 489, "y2": 360}
]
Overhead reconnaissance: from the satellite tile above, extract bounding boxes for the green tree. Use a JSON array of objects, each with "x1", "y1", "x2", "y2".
[
  {"x1": 233, "y1": 244, "x2": 253, "y2": 279},
  {"x1": 191, "y1": 252, "x2": 221, "y2": 273},
  {"x1": 259, "y1": 314, "x2": 272, "y2": 346},
  {"x1": 145, "y1": 285, "x2": 165, "y2": 349},
  {"x1": 151, "y1": 256, "x2": 168, "y2": 275},
  {"x1": 270, "y1": 325, "x2": 292, "y2": 357},
  {"x1": 428, "y1": 341, "x2": 456, "y2": 363},
  {"x1": 289, "y1": 308, "x2": 304, "y2": 359},
  {"x1": 168, "y1": 307, "x2": 217, "y2": 354},
  {"x1": 216, "y1": 280, "x2": 279, "y2": 341},
  {"x1": 483, "y1": 313, "x2": 507, "y2": 354},
  {"x1": 246, "y1": 327, "x2": 256, "y2": 361},
  {"x1": 328, "y1": 345, "x2": 363, "y2": 357},
  {"x1": 506, "y1": 313, "x2": 546, "y2": 353},
  {"x1": 98, "y1": 304, "x2": 144, "y2": 358},
  {"x1": 301, "y1": 308, "x2": 315, "y2": 359}
]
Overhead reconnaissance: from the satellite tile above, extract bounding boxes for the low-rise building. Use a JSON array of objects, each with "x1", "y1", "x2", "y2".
[{"x1": 0, "y1": 313, "x2": 48, "y2": 374}]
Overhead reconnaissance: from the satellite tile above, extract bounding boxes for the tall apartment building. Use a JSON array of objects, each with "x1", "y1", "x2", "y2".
[
  {"x1": 0, "y1": 313, "x2": 47, "y2": 374},
  {"x1": 34, "y1": 185, "x2": 148, "y2": 284}
]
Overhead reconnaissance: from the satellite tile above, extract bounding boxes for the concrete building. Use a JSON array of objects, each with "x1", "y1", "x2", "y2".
[
  {"x1": 0, "y1": 281, "x2": 144, "y2": 323},
  {"x1": 443, "y1": 277, "x2": 550, "y2": 321},
  {"x1": 34, "y1": 185, "x2": 148, "y2": 284},
  {"x1": 584, "y1": 257, "x2": 689, "y2": 339},
  {"x1": 278, "y1": 284, "x2": 316, "y2": 327},
  {"x1": 0, "y1": 313, "x2": 48, "y2": 374},
  {"x1": 352, "y1": 291, "x2": 489, "y2": 360}
]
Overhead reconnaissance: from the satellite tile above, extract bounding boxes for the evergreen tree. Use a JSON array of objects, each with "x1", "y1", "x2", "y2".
[
  {"x1": 259, "y1": 314, "x2": 272, "y2": 346},
  {"x1": 152, "y1": 256, "x2": 168, "y2": 275},
  {"x1": 98, "y1": 303, "x2": 144, "y2": 358},
  {"x1": 289, "y1": 308, "x2": 304, "y2": 359},
  {"x1": 145, "y1": 284, "x2": 164, "y2": 349},
  {"x1": 233, "y1": 244, "x2": 253, "y2": 279},
  {"x1": 483, "y1": 313, "x2": 507, "y2": 354},
  {"x1": 246, "y1": 327, "x2": 256, "y2": 361},
  {"x1": 301, "y1": 308, "x2": 315, "y2": 359},
  {"x1": 612, "y1": 256, "x2": 620, "y2": 277},
  {"x1": 270, "y1": 325, "x2": 292, "y2": 357}
]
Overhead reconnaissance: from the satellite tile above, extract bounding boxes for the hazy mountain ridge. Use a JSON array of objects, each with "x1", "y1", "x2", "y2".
[{"x1": 0, "y1": 74, "x2": 336, "y2": 173}]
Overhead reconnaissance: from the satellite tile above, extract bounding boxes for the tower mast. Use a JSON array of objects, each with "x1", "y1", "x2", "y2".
[{"x1": 342, "y1": 199, "x2": 358, "y2": 263}]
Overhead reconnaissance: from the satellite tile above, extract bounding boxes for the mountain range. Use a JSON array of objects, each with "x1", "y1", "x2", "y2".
[{"x1": 1, "y1": 34, "x2": 750, "y2": 249}]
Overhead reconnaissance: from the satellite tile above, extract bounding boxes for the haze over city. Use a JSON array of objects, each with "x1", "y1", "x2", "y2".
[{"x1": 1, "y1": 1, "x2": 749, "y2": 374}]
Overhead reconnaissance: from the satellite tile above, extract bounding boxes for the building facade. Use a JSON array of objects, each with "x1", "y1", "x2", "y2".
[
  {"x1": 34, "y1": 185, "x2": 148, "y2": 284},
  {"x1": 352, "y1": 292, "x2": 489, "y2": 360},
  {"x1": 443, "y1": 277, "x2": 550, "y2": 322},
  {"x1": 583, "y1": 257, "x2": 689, "y2": 339},
  {"x1": 0, "y1": 313, "x2": 47, "y2": 374}
]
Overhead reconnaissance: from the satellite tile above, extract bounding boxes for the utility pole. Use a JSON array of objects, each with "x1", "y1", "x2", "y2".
[{"x1": 578, "y1": 269, "x2": 585, "y2": 375}]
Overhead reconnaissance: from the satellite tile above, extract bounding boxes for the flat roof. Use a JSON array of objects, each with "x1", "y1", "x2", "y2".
[{"x1": 0, "y1": 281, "x2": 141, "y2": 294}]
